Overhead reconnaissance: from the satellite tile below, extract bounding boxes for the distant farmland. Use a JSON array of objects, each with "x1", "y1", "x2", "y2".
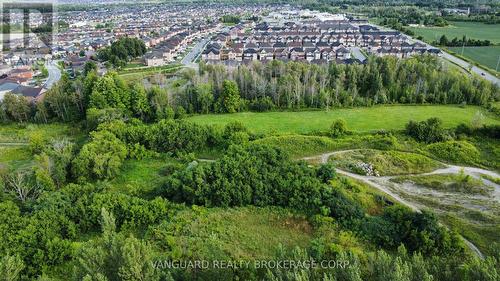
[
  {"x1": 409, "y1": 21, "x2": 500, "y2": 44},
  {"x1": 448, "y1": 46, "x2": 500, "y2": 71}
]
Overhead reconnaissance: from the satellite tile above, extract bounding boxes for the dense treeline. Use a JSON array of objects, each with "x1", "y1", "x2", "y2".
[
  {"x1": 444, "y1": 14, "x2": 500, "y2": 24},
  {"x1": 1, "y1": 56, "x2": 498, "y2": 124},
  {"x1": 436, "y1": 35, "x2": 492, "y2": 47},
  {"x1": 178, "y1": 56, "x2": 498, "y2": 113}
]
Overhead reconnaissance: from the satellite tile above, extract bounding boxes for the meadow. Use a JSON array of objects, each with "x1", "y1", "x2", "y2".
[
  {"x1": 409, "y1": 21, "x2": 500, "y2": 44},
  {"x1": 187, "y1": 105, "x2": 500, "y2": 134},
  {"x1": 448, "y1": 46, "x2": 500, "y2": 71}
]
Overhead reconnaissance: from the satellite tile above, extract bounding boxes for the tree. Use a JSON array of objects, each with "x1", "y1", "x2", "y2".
[
  {"x1": 130, "y1": 84, "x2": 149, "y2": 120},
  {"x1": 44, "y1": 75, "x2": 81, "y2": 122},
  {"x1": 196, "y1": 83, "x2": 214, "y2": 114},
  {"x1": 74, "y1": 208, "x2": 159, "y2": 281},
  {"x1": 1, "y1": 93, "x2": 31, "y2": 122},
  {"x1": 72, "y1": 130, "x2": 128, "y2": 181},
  {"x1": 218, "y1": 80, "x2": 241, "y2": 113},
  {"x1": 4, "y1": 171, "x2": 41, "y2": 202},
  {"x1": 0, "y1": 254, "x2": 24, "y2": 281},
  {"x1": 439, "y1": 35, "x2": 449, "y2": 46},
  {"x1": 83, "y1": 61, "x2": 98, "y2": 76},
  {"x1": 330, "y1": 119, "x2": 347, "y2": 137},
  {"x1": 405, "y1": 118, "x2": 448, "y2": 143}
]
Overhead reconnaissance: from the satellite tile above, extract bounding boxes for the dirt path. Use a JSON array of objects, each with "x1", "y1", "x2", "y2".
[{"x1": 303, "y1": 149, "x2": 496, "y2": 259}]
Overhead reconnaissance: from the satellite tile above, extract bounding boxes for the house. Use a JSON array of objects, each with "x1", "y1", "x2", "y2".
[
  {"x1": 0, "y1": 80, "x2": 45, "y2": 102},
  {"x1": 144, "y1": 52, "x2": 165, "y2": 66}
]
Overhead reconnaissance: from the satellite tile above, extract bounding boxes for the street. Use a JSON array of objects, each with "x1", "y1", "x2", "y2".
[
  {"x1": 181, "y1": 37, "x2": 211, "y2": 68},
  {"x1": 44, "y1": 60, "x2": 62, "y2": 89},
  {"x1": 350, "y1": 47, "x2": 367, "y2": 62},
  {"x1": 440, "y1": 51, "x2": 499, "y2": 86},
  {"x1": 408, "y1": 37, "x2": 500, "y2": 86}
]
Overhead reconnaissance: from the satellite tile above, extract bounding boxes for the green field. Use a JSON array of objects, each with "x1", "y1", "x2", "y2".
[
  {"x1": 187, "y1": 105, "x2": 500, "y2": 134},
  {"x1": 409, "y1": 21, "x2": 500, "y2": 44},
  {"x1": 448, "y1": 46, "x2": 500, "y2": 71}
]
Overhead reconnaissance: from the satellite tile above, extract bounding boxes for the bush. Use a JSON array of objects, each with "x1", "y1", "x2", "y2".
[
  {"x1": 426, "y1": 140, "x2": 481, "y2": 165},
  {"x1": 368, "y1": 134, "x2": 399, "y2": 150},
  {"x1": 249, "y1": 97, "x2": 275, "y2": 112},
  {"x1": 316, "y1": 163, "x2": 336, "y2": 183},
  {"x1": 455, "y1": 123, "x2": 500, "y2": 139},
  {"x1": 330, "y1": 119, "x2": 347, "y2": 138},
  {"x1": 147, "y1": 119, "x2": 210, "y2": 153},
  {"x1": 405, "y1": 117, "x2": 449, "y2": 143}
]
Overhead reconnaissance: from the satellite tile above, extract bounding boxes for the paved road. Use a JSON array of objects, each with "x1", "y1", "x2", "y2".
[
  {"x1": 181, "y1": 37, "x2": 210, "y2": 68},
  {"x1": 373, "y1": 23, "x2": 499, "y2": 85},
  {"x1": 44, "y1": 60, "x2": 62, "y2": 89},
  {"x1": 408, "y1": 36, "x2": 500, "y2": 86},
  {"x1": 440, "y1": 51, "x2": 499, "y2": 85},
  {"x1": 350, "y1": 47, "x2": 366, "y2": 62}
]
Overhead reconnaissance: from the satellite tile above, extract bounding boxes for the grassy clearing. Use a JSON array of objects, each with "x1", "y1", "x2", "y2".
[
  {"x1": 109, "y1": 155, "x2": 179, "y2": 197},
  {"x1": 448, "y1": 46, "x2": 500, "y2": 71},
  {"x1": 117, "y1": 64, "x2": 182, "y2": 83},
  {"x1": 187, "y1": 105, "x2": 499, "y2": 135},
  {"x1": 425, "y1": 140, "x2": 481, "y2": 166},
  {"x1": 409, "y1": 21, "x2": 500, "y2": 44},
  {"x1": 467, "y1": 137, "x2": 500, "y2": 170},
  {"x1": 392, "y1": 173, "x2": 492, "y2": 196},
  {"x1": 155, "y1": 206, "x2": 315, "y2": 260},
  {"x1": 329, "y1": 149, "x2": 443, "y2": 176},
  {"x1": 0, "y1": 146, "x2": 32, "y2": 172},
  {"x1": 481, "y1": 174, "x2": 500, "y2": 185},
  {"x1": 0, "y1": 123, "x2": 83, "y2": 143},
  {"x1": 253, "y1": 135, "x2": 338, "y2": 158},
  {"x1": 0, "y1": 123, "x2": 85, "y2": 173}
]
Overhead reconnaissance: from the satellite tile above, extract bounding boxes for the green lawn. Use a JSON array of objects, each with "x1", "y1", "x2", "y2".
[
  {"x1": 187, "y1": 105, "x2": 500, "y2": 134},
  {"x1": 448, "y1": 46, "x2": 500, "y2": 71},
  {"x1": 409, "y1": 21, "x2": 500, "y2": 44}
]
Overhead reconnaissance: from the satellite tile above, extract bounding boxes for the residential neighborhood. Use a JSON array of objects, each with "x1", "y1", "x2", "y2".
[{"x1": 202, "y1": 9, "x2": 440, "y2": 65}]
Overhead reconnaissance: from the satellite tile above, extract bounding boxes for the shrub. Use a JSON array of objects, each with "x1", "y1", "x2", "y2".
[
  {"x1": 330, "y1": 119, "x2": 347, "y2": 138},
  {"x1": 249, "y1": 97, "x2": 275, "y2": 112},
  {"x1": 426, "y1": 140, "x2": 480, "y2": 165},
  {"x1": 405, "y1": 117, "x2": 449, "y2": 143},
  {"x1": 316, "y1": 163, "x2": 336, "y2": 183},
  {"x1": 368, "y1": 134, "x2": 399, "y2": 150}
]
